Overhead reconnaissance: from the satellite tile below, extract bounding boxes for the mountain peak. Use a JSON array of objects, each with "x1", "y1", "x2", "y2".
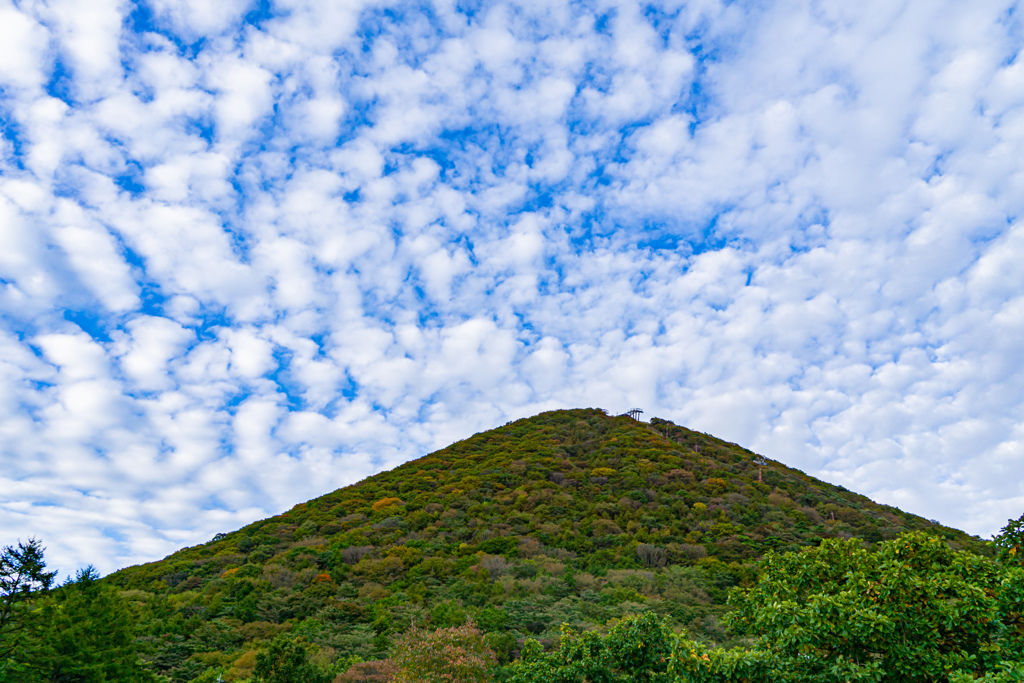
[
  {"x1": 117, "y1": 407, "x2": 977, "y2": 576},
  {"x1": 106, "y1": 408, "x2": 984, "y2": 679}
]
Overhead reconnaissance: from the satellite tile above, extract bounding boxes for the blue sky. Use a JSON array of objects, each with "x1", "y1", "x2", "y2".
[{"x1": 1, "y1": 0, "x2": 1023, "y2": 576}]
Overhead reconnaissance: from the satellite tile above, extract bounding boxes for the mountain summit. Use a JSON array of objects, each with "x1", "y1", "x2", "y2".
[{"x1": 109, "y1": 408, "x2": 981, "y2": 680}]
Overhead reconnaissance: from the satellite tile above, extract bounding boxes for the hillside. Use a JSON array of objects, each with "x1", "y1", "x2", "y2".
[{"x1": 106, "y1": 408, "x2": 985, "y2": 682}]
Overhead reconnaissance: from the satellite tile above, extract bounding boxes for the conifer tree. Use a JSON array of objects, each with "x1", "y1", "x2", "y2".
[
  {"x1": 0, "y1": 539, "x2": 56, "y2": 662},
  {"x1": 1, "y1": 539, "x2": 57, "y2": 680},
  {"x1": 26, "y1": 567, "x2": 156, "y2": 683}
]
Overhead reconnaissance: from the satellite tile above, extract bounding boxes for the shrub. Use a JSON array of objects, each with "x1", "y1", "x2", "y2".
[
  {"x1": 592, "y1": 519, "x2": 623, "y2": 536},
  {"x1": 479, "y1": 555, "x2": 509, "y2": 578},
  {"x1": 676, "y1": 543, "x2": 707, "y2": 560}
]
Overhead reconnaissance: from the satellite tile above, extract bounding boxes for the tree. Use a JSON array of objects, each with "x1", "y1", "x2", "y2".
[
  {"x1": 723, "y1": 532, "x2": 1024, "y2": 683},
  {"x1": 391, "y1": 621, "x2": 496, "y2": 683},
  {"x1": 509, "y1": 612, "x2": 674, "y2": 683},
  {"x1": 994, "y1": 512, "x2": 1024, "y2": 567},
  {"x1": 252, "y1": 636, "x2": 331, "y2": 683},
  {"x1": 0, "y1": 539, "x2": 56, "y2": 661},
  {"x1": 29, "y1": 566, "x2": 157, "y2": 682}
]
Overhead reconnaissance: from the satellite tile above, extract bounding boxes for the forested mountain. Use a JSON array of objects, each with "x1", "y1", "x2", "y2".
[{"x1": 82, "y1": 408, "x2": 983, "y2": 682}]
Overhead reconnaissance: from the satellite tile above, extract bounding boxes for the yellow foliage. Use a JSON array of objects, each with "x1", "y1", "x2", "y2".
[
  {"x1": 372, "y1": 497, "x2": 404, "y2": 511},
  {"x1": 228, "y1": 650, "x2": 257, "y2": 681},
  {"x1": 704, "y1": 477, "x2": 727, "y2": 494}
]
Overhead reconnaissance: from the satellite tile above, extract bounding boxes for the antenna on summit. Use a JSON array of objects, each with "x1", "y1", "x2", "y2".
[{"x1": 624, "y1": 408, "x2": 643, "y2": 421}]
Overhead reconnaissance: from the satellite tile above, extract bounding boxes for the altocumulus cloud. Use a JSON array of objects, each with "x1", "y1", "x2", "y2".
[{"x1": 1, "y1": 0, "x2": 1023, "y2": 575}]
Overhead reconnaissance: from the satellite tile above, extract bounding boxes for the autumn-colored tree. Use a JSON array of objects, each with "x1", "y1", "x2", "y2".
[
  {"x1": 333, "y1": 659, "x2": 397, "y2": 682},
  {"x1": 390, "y1": 621, "x2": 496, "y2": 683}
]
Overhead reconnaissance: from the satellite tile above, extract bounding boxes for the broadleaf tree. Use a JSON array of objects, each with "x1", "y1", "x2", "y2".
[
  {"x1": 724, "y1": 531, "x2": 1024, "y2": 682},
  {"x1": 509, "y1": 612, "x2": 674, "y2": 683}
]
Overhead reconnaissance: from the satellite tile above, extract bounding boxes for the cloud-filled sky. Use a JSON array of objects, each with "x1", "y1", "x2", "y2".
[{"x1": 1, "y1": 0, "x2": 1023, "y2": 576}]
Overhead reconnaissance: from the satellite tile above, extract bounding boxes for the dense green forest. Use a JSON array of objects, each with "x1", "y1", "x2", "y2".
[{"x1": 2, "y1": 408, "x2": 1019, "y2": 682}]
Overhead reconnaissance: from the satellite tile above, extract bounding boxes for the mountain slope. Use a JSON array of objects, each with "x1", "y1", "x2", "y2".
[{"x1": 107, "y1": 408, "x2": 985, "y2": 681}]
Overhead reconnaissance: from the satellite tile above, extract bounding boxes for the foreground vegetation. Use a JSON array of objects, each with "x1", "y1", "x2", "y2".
[
  {"x1": 3, "y1": 524, "x2": 1022, "y2": 682},
  {"x1": 1, "y1": 408, "x2": 1011, "y2": 682}
]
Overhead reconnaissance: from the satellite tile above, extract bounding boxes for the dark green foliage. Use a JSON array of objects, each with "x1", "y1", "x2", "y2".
[
  {"x1": 0, "y1": 538, "x2": 57, "y2": 662},
  {"x1": 713, "y1": 532, "x2": 1024, "y2": 682},
  {"x1": 9, "y1": 567, "x2": 156, "y2": 682}
]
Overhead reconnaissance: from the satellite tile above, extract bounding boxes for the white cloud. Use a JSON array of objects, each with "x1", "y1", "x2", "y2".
[
  {"x1": 35, "y1": 333, "x2": 110, "y2": 381},
  {"x1": 52, "y1": 210, "x2": 139, "y2": 313},
  {"x1": 224, "y1": 327, "x2": 276, "y2": 379},
  {"x1": 206, "y1": 55, "x2": 275, "y2": 142},
  {"x1": 0, "y1": 1, "x2": 49, "y2": 91},
  {"x1": 45, "y1": 0, "x2": 125, "y2": 94},
  {"x1": 117, "y1": 316, "x2": 195, "y2": 390},
  {"x1": 147, "y1": 0, "x2": 252, "y2": 38}
]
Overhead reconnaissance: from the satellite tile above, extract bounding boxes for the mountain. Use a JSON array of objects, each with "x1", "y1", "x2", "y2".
[{"x1": 106, "y1": 408, "x2": 985, "y2": 682}]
